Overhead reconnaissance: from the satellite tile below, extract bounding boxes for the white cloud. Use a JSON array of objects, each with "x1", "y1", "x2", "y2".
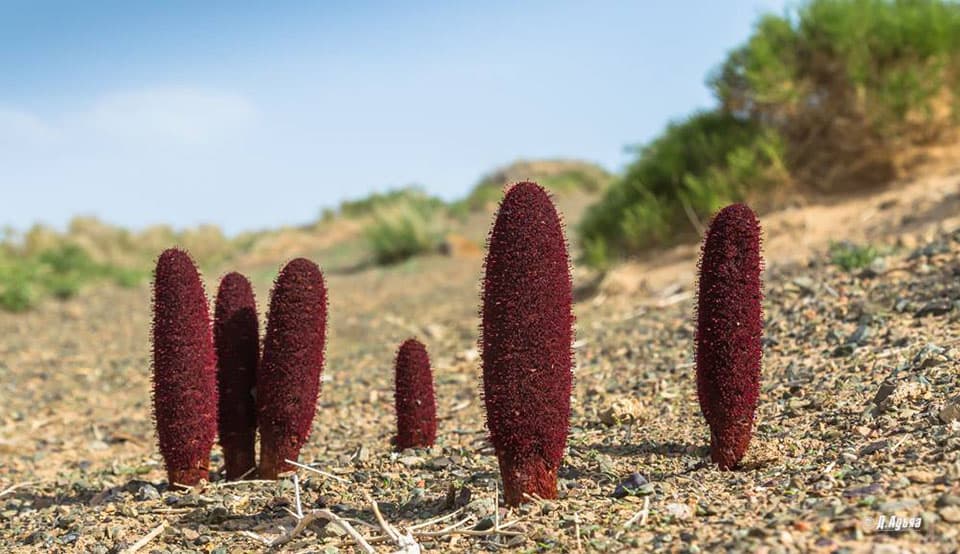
[
  {"x1": 0, "y1": 108, "x2": 58, "y2": 146},
  {"x1": 0, "y1": 86, "x2": 257, "y2": 151},
  {"x1": 80, "y1": 87, "x2": 257, "y2": 146}
]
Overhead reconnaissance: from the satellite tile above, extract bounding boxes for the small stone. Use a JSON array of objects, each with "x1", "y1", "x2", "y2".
[
  {"x1": 457, "y1": 348, "x2": 479, "y2": 363},
  {"x1": 664, "y1": 502, "x2": 692, "y2": 520},
  {"x1": 904, "y1": 470, "x2": 936, "y2": 484},
  {"x1": 859, "y1": 440, "x2": 888, "y2": 456},
  {"x1": 426, "y1": 457, "x2": 453, "y2": 470},
  {"x1": 791, "y1": 277, "x2": 816, "y2": 295},
  {"x1": 612, "y1": 473, "x2": 649, "y2": 499},
  {"x1": 599, "y1": 397, "x2": 647, "y2": 426},
  {"x1": 914, "y1": 300, "x2": 953, "y2": 318},
  {"x1": 877, "y1": 499, "x2": 918, "y2": 512},
  {"x1": 473, "y1": 517, "x2": 495, "y2": 531},
  {"x1": 936, "y1": 494, "x2": 960, "y2": 507},
  {"x1": 181, "y1": 528, "x2": 200, "y2": 541},
  {"x1": 137, "y1": 484, "x2": 160, "y2": 501},
  {"x1": 939, "y1": 506, "x2": 960, "y2": 523},
  {"x1": 398, "y1": 456, "x2": 422, "y2": 468},
  {"x1": 939, "y1": 396, "x2": 960, "y2": 424},
  {"x1": 423, "y1": 323, "x2": 446, "y2": 340}
]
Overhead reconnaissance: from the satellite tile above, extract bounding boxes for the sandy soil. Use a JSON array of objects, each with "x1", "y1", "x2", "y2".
[{"x1": 1, "y1": 171, "x2": 959, "y2": 553}]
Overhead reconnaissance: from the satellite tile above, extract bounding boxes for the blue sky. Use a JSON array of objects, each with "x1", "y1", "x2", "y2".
[{"x1": 1, "y1": 0, "x2": 787, "y2": 234}]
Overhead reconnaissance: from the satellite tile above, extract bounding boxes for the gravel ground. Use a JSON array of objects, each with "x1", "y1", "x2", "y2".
[{"x1": 1, "y1": 182, "x2": 959, "y2": 553}]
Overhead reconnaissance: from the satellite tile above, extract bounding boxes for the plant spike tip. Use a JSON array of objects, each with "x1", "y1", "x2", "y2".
[
  {"x1": 151, "y1": 248, "x2": 218, "y2": 488},
  {"x1": 695, "y1": 202, "x2": 763, "y2": 470},
  {"x1": 481, "y1": 182, "x2": 574, "y2": 506},
  {"x1": 257, "y1": 258, "x2": 327, "y2": 479},
  {"x1": 214, "y1": 271, "x2": 259, "y2": 480},
  {"x1": 394, "y1": 338, "x2": 437, "y2": 450}
]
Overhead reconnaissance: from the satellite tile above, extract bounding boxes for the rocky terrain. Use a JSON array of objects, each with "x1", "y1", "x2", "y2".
[{"x1": 1, "y1": 171, "x2": 959, "y2": 553}]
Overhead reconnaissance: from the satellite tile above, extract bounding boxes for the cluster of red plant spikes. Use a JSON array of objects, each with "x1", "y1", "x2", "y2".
[
  {"x1": 393, "y1": 338, "x2": 437, "y2": 450},
  {"x1": 695, "y1": 202, "x2": 763, "y2": 470},
  {"x1": 481, "y1": 182, "x2": 574, "y2": 506},
  {"x1": 257, "y1": 258, "x2": 328, "y2": 479},
  {"x1": 151, "y1": 248, "x2": 218, "y2": 487},
  {"x1": 213, "y1": 272, "x2": 260, "y2": 480}
]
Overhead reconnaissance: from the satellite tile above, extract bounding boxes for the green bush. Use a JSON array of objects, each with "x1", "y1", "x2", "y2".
[
  {"x1": 828, "y1": 241, "x2": 881, "y2": 271},
  {"x1": 452, "y1": 161, "x2": 613, "y2": 214},
  {"x1": 363, "y1": 197, "x2": 447, "y2": 265},
  {"x1": 0, "y1": 242, "x2": 147, "y2": 311},
  {"x1": 579, "y1": 111, "x2": 786, "y2": 268},
  {"x1": 580, "y1": 0, "x2": 960, "y2": 267},
  {"x1": 336, "y1": 187, "x2": 446, "y2": 219}
]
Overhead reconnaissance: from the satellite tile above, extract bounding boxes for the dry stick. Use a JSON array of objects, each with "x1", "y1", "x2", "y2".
[
  {"x1": 292, "y1": 473, "x2": 304, "y2": 519},
  {"x1": 284, "y1": 458, "x2": 350, "y2": 484},
  {"x1": 211, "y1": 479, "x2": 277, "y2": 488},
  {"x1": 122, "y1": 521, "x2": 167, "y2": 554},
  {"x1": 364, "y1": 491, "x2": 400, "y2": 541},
  {"x1": 622, "y1": 497, "x2": 650, "y2": 528},
  {"x1": 264, "y1": 510, "x2": 375, "y2": 552},
  {"x1": 363, "y1": 491, "x2": 421, "y2": 552},
  {"x1": 0, "y1": 481, "x2": 36, "y2": 499},
  {"x1": 574, "y1": 512, "x2": 583, "y2": 553}
]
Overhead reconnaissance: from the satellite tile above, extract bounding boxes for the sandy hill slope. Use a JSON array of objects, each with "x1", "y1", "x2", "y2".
[{"x1": 0, "y1": 168, "x2": 959, "y2": 552}]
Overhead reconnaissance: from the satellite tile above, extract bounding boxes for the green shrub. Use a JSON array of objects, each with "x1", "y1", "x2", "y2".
[
  {"x1": 712, "y1": 0, "x2": 960, "y2": 187},
  {"x1": 363, "y1": 198, "x2": 447, "y2": 265},
  {"x1": 336, "y1": 187, "x2": 446, "y2": 219},
  {"x1": 580, "y1": 0, "x2": 960, "y2": 267},
  {"x1": 0, "y1": 258, "x2": 38, "y2": 312},
  {"x1": 579, "y1": 111, "x2": 786, "y2": 268},
  {"x1": 454, "y1": 161, "x2": 613, "y2": 213},
  {"x1": 828, "y1": 241, "x2": 881, "y2": 271}
]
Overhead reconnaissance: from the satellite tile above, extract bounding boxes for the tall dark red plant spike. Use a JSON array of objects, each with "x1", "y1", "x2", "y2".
[
  {"x1": 151, "y1": 248, "x2": 218, "y2": 488},
  {"x1": 213, "y1": 272, "x2": 259, "y2": 480},
  {"x1": 695, "y1": 203, "x2": 763, "y2": 470},
  {"x1": 481, "y1": 181, "x2": 574, "y2": 506},
  {"x1": 394, "y1": 338, "x2": 437, "y2": 450},
  {"x1": 257, "y1": 258, "x2": 327, "y2": 479}
]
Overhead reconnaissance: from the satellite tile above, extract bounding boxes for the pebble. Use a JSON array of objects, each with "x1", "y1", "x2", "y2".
[
  {"x1": 398, "y1": 456, "x2": 422, "y2": 468},
  {"x1": 936, "y1": 494, "x2": 960, "y2": 507},
  {"x1": 137, "y1": 484, "x2": 160, "y2": 501},
  {"x1": 426, "y1": 457, "x2": 453, "y2": 470},
  {"x1": 877, "y1": 499, "x2": 918, "y2": 512},
  {"x1": 612, "y1": 473, "x2": 648, "y2": 499},
  {"x1": 914, "y1": 300, "x2": 953, "y2": 318},
  {"x1": 664, "y1": 502, "x2": 692, "y2": 520},
  {"x1": 939, "y1": 506, "x2": 960, "y2": 523},
  {"x1": 939, "y1": 396, "x2": 960, "y2": 424}
]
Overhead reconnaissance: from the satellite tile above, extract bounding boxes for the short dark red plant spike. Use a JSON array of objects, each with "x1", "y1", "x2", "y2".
[
  {"x1": 695, "y1": 203, "x2": 763, "y2": 470},
  {"x1": 257, "y1": 258, "x2": 327, "y2": 479},
  {"x1": 393, "y1": 338, "x2": 437, "y2": 450},
  {"x1": 151, "y1": 248, "x2": 218, "y2": 488},
  {"x1": 481, "y1": 182, "x2": 574, "y2": 506},
  {"x1": 213, "y1": 272, "x2": 259, "y2": 480}
]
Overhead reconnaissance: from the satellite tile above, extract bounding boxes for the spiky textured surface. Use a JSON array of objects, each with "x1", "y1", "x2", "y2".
[
  {"x1": 257, "y1": 258, "x2": 327, "y2": 479},
  {"x1": 394, "y1": 338, "x2": 437, "y2": 450},
  {"x1": 695, "y1": 203, "x2": 763, "y2": 470},
  {"x1": 151, "y1": 248, "x2": 217, "y2": 487},
  {"x1": 481, "y1": 182, "x2": 574, "y2": 506},
  {"x1": 213, "y1": 272, "x2": 259, "y2": 480}
]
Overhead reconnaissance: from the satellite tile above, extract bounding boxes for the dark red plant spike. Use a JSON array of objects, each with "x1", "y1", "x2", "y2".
[
  {"x1": 151, "y1": 248, "x2": 218, "y2": 488},
  {"x1": 695, "y1": 203, "x2": 763, "y2": 470},
  {"x1": 480, "y1": 181, "x2": 574, "y2": 506},
  {"x1": 257, "y1": 258, "x2": 327, "y2": 479},
  {"x1": 394, "y1": 338, "x2": 437, "y2": 450},
  {"x1": 213, "y1": 272, "x2": 259, "y2": 480}
]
